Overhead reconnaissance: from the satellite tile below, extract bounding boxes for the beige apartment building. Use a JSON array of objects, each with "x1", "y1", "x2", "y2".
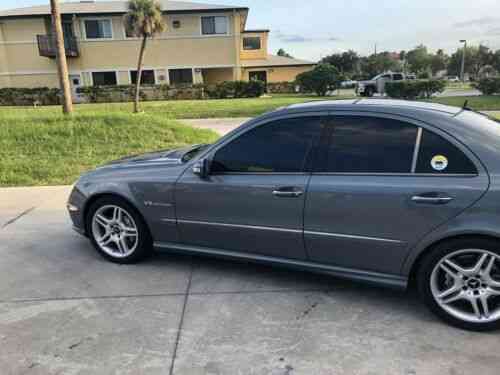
[{"x1": 0, "y1": 0, "x2": 315, "y2": 100}]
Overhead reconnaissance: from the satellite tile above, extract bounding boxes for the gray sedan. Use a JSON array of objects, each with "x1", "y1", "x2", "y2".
[{"x1": 68, "y1": 99, "x2": 500, "y2": 331}]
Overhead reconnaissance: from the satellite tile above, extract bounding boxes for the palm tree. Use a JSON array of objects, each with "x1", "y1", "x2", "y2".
[{"x1": 124, "y1": 0, "x2": 166, "y2": 113}]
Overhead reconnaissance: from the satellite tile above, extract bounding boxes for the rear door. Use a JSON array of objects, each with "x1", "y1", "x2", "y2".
[{"x1": 304, "y1": 113, "x2": 489, "y2": 275}]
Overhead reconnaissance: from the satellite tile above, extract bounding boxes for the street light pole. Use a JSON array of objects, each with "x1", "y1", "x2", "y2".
[{"x1": 460, "y1": 39, "x2": 467, "y2": 83}]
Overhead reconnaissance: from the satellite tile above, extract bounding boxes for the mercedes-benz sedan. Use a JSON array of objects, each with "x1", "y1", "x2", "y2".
[{"x1": 68, "y1": 99, "x2": 500, "y2": 331}]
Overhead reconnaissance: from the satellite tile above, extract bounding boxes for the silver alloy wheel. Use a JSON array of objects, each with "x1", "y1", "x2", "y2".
[
  {"x1": 430, "y1": 249, "x2": 500, "y2": 323},
  {"x1": 91, "y1": 205, "x2": 139, "y2": 258}
]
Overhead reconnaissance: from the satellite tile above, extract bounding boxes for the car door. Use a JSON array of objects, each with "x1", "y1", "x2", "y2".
[
  {"x1": 175, "y1": 114, "x2": 325, "y2": 260},
  {"x1": 304, "y1": 113, "x2": 489, "y2": 275}
]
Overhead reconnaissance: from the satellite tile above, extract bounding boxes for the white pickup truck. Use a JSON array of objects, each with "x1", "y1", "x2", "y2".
[{"x1": 356, "y1": 72, "x2": 415, "y2": 97}]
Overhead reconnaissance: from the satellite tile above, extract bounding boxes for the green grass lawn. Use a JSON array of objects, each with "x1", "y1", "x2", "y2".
[
  {"x1": 1, "y1": 93, "x2": 500, "y2": 187},
  {"x1": 0, "y1": 111, "x2": 218, "y2": 187}
]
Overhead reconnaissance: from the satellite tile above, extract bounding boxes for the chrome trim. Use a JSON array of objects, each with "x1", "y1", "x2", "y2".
[
  {"x1": 177, "y1": 219, "x2": 302, "y2": 234},
  {"x1": 311, "y1": 172, "x2": 478, "y2": 177},
  {"x1": 160, "y1": 218, "x2": 177, "y2": 223},
  {"x1": 304, "y1": 230, "x2": 404, "y2": 244},
  {"x1": 67, "y1": 203, "x2": 79, "y2": 212},
  {"x1": 411, "y1": 196, "x2": 454, "y2": 204},
  {"x1": 411, "y1": 127, "x2": 423, "y2": 173}
]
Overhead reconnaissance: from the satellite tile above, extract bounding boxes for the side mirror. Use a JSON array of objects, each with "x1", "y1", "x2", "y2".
[{"x1": 193, "y1": 158, "x2": 211, "y2": 178}]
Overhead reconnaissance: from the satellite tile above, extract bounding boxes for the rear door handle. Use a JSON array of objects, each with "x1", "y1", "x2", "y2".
[
  {"x1": 411, "y1": 195, "x2": 454, "y2": 205},
  {"x1": 273, "y1": 187, "x2": 303, "y2": 198}
]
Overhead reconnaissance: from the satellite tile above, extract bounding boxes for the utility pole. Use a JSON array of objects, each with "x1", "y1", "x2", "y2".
[
  {"x1": 460, "y1": 39, "x2": 467, "y2": 83},
  {"x1": 50, "y1": 0, "x2": 73, "y2": 114},
  {"x1": 374, "y1": 43, "x2": 377, "y2": 55}
]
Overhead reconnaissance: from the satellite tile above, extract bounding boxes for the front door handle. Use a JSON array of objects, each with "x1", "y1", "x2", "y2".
[
  {"x1": 411, "y1": 195, "x2": 453, "y2": 205},
  {"x1": 273, "y1": 187, "x2": 303, "y2": 198}
]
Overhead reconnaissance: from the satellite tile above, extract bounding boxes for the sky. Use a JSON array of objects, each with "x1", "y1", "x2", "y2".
[{"x1": 2, "y1": 0, "x2": 500, "y2": 61}]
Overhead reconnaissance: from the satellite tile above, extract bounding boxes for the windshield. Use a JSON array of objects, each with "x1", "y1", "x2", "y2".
[{"x1": 181, "y1": 144, "x2": 211, "y2": 163}]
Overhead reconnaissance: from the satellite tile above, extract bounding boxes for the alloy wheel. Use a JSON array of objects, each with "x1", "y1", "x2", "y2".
[
  {"x1": 430, "y1": 249, "x2": 500, "y2": 323},
  {"x1": 91, "y1": 205, "x2": 139, "y2": 258}
]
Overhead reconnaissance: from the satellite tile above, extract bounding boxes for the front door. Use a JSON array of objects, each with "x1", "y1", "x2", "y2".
[
  {"x1": 175, "y1": 115, "x2": 324, "y2": 260},
  {"x1": 249, "y1": 71, "x2": 268, "y2": 86},
  {"x1": 304, "y1": 114, "x2": 489, "y2": 275}
]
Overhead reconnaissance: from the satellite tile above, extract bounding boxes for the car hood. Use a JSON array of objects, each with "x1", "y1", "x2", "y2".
[{"x1": 104, "y1": 147, "x2": 187, "y2": 167}]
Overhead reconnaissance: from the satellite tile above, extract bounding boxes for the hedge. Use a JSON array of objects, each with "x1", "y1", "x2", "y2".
[
  {"x1": 473, "y1": 78, "x2": 500, "y2": 95},
  {"x1": 0, "y1": 87, "x2": 60, "y2": 106},
  {"x1": 385, "y1": 80, "x2": 446, "y2": 100}
]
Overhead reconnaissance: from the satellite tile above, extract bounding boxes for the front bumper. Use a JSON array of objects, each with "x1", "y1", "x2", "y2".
[{"x1": 67, "y1": 186, "x2": 87, "y2": 236}]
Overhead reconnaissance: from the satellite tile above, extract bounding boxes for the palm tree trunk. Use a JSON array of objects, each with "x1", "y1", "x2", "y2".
[
  {"x1": 134, "y1": 35, "x2": 148, "y2": 113},
  {"x1": 50, "y1": 0, "x2": 73, "y2": 115}
]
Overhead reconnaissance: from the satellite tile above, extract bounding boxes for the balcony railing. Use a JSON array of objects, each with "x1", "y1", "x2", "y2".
[{"x1": 37, "y1": 35, "x2": 80, "y2": 58}]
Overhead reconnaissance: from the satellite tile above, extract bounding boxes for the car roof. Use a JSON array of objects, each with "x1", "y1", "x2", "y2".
[{"x1": 284, "y1": 99, "x2": 462, "y2": 116}]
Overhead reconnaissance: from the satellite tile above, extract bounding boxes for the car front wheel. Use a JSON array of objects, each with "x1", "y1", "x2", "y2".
[
  {"x1": 418, "y1": 238, "x2": 500, "y2": 331},
  {"x1": 86, "y1": 196, "x2": 152, "y2": 264}
]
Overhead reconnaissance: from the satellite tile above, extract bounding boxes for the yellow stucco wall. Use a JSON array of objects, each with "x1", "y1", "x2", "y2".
[
  {"x1": 240, "y1": 32, "x2": 268, "y2": 60},
  {"x1": 202, "y1": 68, "x2": 234, "y2": 84},
  {"x1": 242, "y1": 65, "x2": 314, "y2": 83},
  {"x1": 3, "y1": 73, "x2": 59, "y2": 88},
  {"x1": 0, "y1": 18, "x2": 45, "y2": 42}
]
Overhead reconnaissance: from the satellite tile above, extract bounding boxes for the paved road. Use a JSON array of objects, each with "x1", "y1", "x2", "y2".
[{"x1": 1, "y1": 186, "x2": 499, "y2": 374}]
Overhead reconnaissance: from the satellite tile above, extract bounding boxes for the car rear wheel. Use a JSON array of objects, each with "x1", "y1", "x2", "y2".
[
  {"x1": 417, "y1": 238, "x2": 500, "y2": 331},
  {"x1": 86, "y1": 196, "x2": 152, "y2": 264},
  {"x1": 365, "y1": 87, "x2": 374, "y2": 97}
]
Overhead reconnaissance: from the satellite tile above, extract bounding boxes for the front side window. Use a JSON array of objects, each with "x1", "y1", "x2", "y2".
[
  {"x1": 131, "y1": 70, "x2": 155, "y2": 85},
  {"x1": 416, "y1": 129, "x2": 477, "y2": 174},
  {"x1": 243, "y1": 37, "x2": 261, "y2": 50},
  {"x1": 201, "y1": 16, "x2": 228, "y2": 35},
  {"x1": 92, "y1": 71, "x2": 117, "y2": 86},
  {"x1": 169, "y1": 69, "x2": 193, "y2": 85},
  {"x1": 84, "y1": 19, "x2": 113, "y2": 39},
  {"x1": 323, "y1": 116, "x2": 418, "y2": 173},
  {"x1": 393, "y1": 73, "x2": 404, "y2": 81},
  {"x1": 211, "y1": 117, "x2": 323, "y2": 173}
]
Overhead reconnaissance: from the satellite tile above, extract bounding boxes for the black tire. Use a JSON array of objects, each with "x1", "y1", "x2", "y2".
[
  {"x1": 417, "y1": 237, "x2": 500, "y2": 331},
  {"x1": 365, "y1": 87, "x2": 374, "y2": 97},
  {"x1": 85, "y1": 196, "x2": 153, "y2": 264}
]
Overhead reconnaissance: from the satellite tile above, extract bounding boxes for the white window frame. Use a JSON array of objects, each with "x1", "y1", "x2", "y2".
[
  {"x1": 81, "y1": 18, "x2": 114, "y2": 41},
  {"x1": 90, "y1": 70, "x2": 118, "y2": 86},
  {"x1": 128, "y1": 69, "x2": 157, "y2": 85},
  {"x1": 200, "y1": 15, "x2": 229, "y2": 36}
]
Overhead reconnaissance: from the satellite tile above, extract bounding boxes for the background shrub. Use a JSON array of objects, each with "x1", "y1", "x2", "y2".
[
  {"x1": 0, "y1": 87, "x2": 60, "y2": 106},
  {"x1": 296, "y1": 64, "x2": 342, "y2": 96},
  {"x1": 385, "y1": 80, "x2": 446, "y2": 99},
  {"x1": 473, "y1": 78, "x2": 500, "y2": 95}
]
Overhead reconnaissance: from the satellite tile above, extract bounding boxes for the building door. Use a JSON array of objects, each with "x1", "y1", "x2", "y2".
[
  {"x1": 69, "y1": 74, "x2": 83, "y2": 103},
  {"x1": 249, "y1": 71, "x2": 268, "y2": 86}
]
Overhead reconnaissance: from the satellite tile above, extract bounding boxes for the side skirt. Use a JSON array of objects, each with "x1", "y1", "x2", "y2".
[{"x1": 154, "y1": 242, "x2": 408, "y2": 290}]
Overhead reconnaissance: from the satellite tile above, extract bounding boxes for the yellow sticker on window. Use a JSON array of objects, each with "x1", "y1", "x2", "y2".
[{"x1": 431, "y1": 155, "x2": 448, "y2": 171}]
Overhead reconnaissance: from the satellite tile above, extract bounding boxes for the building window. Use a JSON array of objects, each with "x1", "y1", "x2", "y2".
[
  {"x1": 130, "y1": 70, "x2": 156, "y2": 85},
  {"x1": 92, "y1": 71, "x2": 117, "y2": 86},
  {"x1": 173, "y1": 20, "x2": 181, "y2": 29},
  {"x1": 243, "y1": 37, "x2": 261, "y2": 50},
  {"x1": 201, "y1": 16, "x2": 228, "y2": 35},
  {"x1": 169, "y1": 69, "x2": 193, "y2": 85},
  {"x1": 84, "y1": 19, "x2": 113, "y2": 39}
]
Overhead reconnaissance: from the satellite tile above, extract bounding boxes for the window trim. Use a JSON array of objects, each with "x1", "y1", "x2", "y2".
[
  {"x1": 90, "y1": 70, "x2": 118, "y2": 86},
  {"x1": 243, "y1": 36, "x2": 262, "y2": 50},
  {"x1": 168, "y1": 68, "x2": 194, "y2": 85},
  {"x1": 129, "y1": 69, "x2": 157, "y2": 85},
  {"x1": 207, "y1": 113, "x2": 328, "y2": 175},
  {"x1": 81, "y1": 18, "x2": 114, "y2": 40},
  {"x1": 312, "y1": 111, "x2": 481, "y2": 177},
  {"x1": 200, "y1": 15, "x2": 229, "y2": 36}
]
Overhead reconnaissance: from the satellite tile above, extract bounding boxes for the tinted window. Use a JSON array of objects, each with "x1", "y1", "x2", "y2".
[
  {"x1": 201, "y1": 16, "x2": 228, "y2": 35},
  {"x1": 84, "y1": 20, "x2": 112, "y2": 39},
  {"x1": 92, "y1": 71, "x2": 117, "y2": 86},
  {"x1": 416, "y1": 129, "x2": 477, "y2": 174},
  {"x1": 393, "y1": 74, "x2": 404, "y2": 81},
  {"x1": 169, "y1": 69, "x2": 193, "y2": 85},
  {"x1": 131, "y1": 70, "x2": 155, "y2": 85},
  {"x1": 212, "y1": 117, "x2": 323, "y2": 173},
  {"x1": 243, "y1": 37, "x2": 261, "y2": 50},
  {"x1": 323, "y1": 116, "x2": 418, "y2": 173}
]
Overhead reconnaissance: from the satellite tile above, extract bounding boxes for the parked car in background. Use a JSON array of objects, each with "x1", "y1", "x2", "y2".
[
  {"x1": 447, "y1": 76, "x2": 461, "y2": 82},
  {"x1": 68, "y1": 99, "x2": 500, "y2": 331},
  {"x1": 341, "y1": 80, "x2": 358, "y2": 89},
  {"x1": 357, "y1": 72, "x2": 410, "y2": 96}
]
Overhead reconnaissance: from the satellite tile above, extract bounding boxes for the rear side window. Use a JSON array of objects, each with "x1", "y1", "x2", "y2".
[
  {"x1": 211, "y1": 117, "x2": 323, "y2": 173},
  {"x1": 322, "y1": 116, "x2": 418, "y2": 173},
  {"x1": 416, "y1": 129, "x2": 477, "y2": 174}
]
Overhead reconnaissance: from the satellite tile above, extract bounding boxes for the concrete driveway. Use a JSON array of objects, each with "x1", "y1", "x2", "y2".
[{"x1": 1, "y1": 187, "x2": 499, "y2": 375}]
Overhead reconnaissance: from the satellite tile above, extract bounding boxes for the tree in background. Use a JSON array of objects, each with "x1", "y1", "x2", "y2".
[
  {"x1": 406, "y1": 45, "x2": 431, "y2": 76},
  {"x1": 124, "y1": 0, "x2": 166, "y2": 113},
  {"x1": 359, "y1": 52, "x2": 401, "y2": 79},
  {"x1": 296, "y1": 64, "x2": 342, "y2": 96},
  {"x1": 430, "y1": 49, "x2": 449, "y2": 76},
  {"x1": 448, "y1": 45, "x2": 494, "y2": 80},
  {"x1": 277, "y1": 48, "x2": 293, "y2": 58},
  {"x1": 320, "y1": 50, "x2": 360, "y2": 77}
]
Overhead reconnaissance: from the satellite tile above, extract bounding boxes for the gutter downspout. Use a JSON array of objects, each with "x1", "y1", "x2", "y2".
[{"x1": 233, "y1": 9, "x2": 242, "y2": 81}]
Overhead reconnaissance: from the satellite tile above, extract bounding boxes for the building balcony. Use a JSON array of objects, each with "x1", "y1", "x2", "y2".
[{"x1": 37, "y1": 35, "x2": 79, "y2": 58}]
